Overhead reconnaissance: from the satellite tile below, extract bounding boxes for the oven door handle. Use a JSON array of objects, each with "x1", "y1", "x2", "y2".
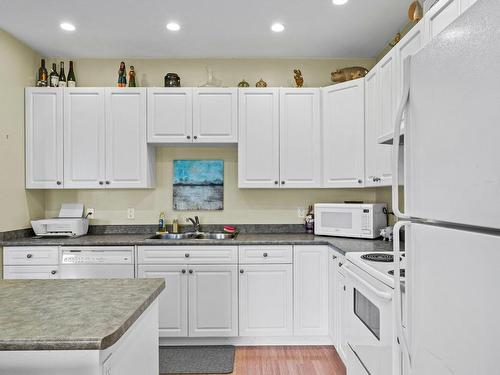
[{"x1": 343, "y1": 265, "x2": 392, "y2": 301}]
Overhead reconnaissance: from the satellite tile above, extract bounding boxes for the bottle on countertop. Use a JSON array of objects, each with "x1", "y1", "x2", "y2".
[
  {"x1": 67, "y1": 61, "x2": 76, "y2": 87},
  {"x1": 304, "y1": 205, "x2": 315, "y2": 234},
  {"x1": 36, "y1": 59, "x2": 48, "y2": 87},
  {"x1": 172, "y1": 219, "x2": 179, "y2": 234},
  {"x1": 49, "y1": 63, "x2": 59, "y2": 87},
  {"x1": 58, "y1": 62, "x2": 67, "y2": 87},
  {"x1": 158, "y1": 212, "x2": 166, "y2": 232}
]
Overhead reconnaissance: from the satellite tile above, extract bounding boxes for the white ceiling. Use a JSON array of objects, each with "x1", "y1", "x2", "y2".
[{"x1": 0, "y1": 0, "x2": 409, "y2": 58}]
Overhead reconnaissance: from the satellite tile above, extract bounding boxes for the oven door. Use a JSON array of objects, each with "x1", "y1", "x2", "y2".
[
  {"x1": 342, "y1": 263, "x2": 394, "y2": 375},
  {"x1": 315, "y1": 206, "x2": 366, "y2": 238}
]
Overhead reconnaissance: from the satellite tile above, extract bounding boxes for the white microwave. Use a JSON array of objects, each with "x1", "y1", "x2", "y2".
[{"x1": 314, "y1": 203, "x2": 387, "y2": 239}]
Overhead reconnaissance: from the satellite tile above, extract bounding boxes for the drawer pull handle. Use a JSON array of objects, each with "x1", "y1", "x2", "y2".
[
  {"x1": 181, "y1": 269, "x2": 186, "y2": 274},
  {"x1": 263, "y1": 253, "x2": 268, "y2": 257},
  {"x1": 185, "y1": 253, "x2": 190, "y2": 258},
  {"x1": 26, "y1": 254, "x2": 33, "y2": 259},
  {"x1": 240, "y1": 269, "x2": 244, "y2": 274},
  {"x1": 51, "y1": 270, "x2": 57, "y2": 275},
  {"x1": 189, "y1": 270, "x2": 193, "y2": 274}
]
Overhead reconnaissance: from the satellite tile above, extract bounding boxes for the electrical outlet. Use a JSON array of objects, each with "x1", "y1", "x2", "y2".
[
  {"x1": 127, "y1": 208, "x2": 135, "y2": 220},
  {"x1": 85, "y1": 208, "x2": 95, "y2": 219},
  {"x1": 297, "y1": 207, "x2": 306, "y2": 218}
]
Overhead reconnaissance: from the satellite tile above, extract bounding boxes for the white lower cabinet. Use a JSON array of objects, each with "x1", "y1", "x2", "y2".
[
  {"x1": 239, "y1": 264, "x2": 293, "y2": 336},
  {"x1": 293, "y1": 245, "x2": 329, "y2": 336},
  {"x1": 137, "y1": 265, "x2": 188, "y2": 337},
  {"x1": 3, "y1": 265, "x2": 60, "y2": 279},
  {"x1": 188, "y1": 265, "x2": 238, "y2": 337}
]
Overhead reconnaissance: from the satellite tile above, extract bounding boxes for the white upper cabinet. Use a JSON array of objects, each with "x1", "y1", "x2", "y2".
[
  {"x1": 425, "y1": 0, "x2": 461, "y2": 40},
  {"x1": 238, "y1": 88, "x2": 280, "y2": 188},
  {"x1": 64, "y1": 88, "x2": 106, "y2": 189},
  {"x1": 25, "y1": 88, "x2": 64, "y2": 189},
  {"x1": 147, "y1": 88, "x2": 193, "y2": 143},
  {"x1": 322, "y1": 79, "x2": 365, "y2": 188},
  {"x1": 279, "y1": 88, "x2": 321, "y2": 188},
  {"x1": 193, "y1": 88, "x2": 237, "y2": 143},
  {"x1": 378, "y1": 49, "x2": 397, "y2": 141},
  {"x1": 105, "y1": 88, "x2": 154, "y2": 188}
]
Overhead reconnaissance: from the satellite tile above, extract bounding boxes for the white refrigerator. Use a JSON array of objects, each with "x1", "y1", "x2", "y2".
[{"x1": 391, "y1": 0, "x2": 500, "y2": 374}]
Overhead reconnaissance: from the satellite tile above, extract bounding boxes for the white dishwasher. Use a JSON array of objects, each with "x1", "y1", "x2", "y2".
[{"x1": 59, "y1": 247, "x2": 134, "y2": 279}]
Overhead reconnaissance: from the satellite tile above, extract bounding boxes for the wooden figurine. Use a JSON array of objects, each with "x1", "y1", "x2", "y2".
[
  {"x1": 238, "y1": 79, "x2": 250, "y2": 87},
  {"x1": 256, "y1": 78, "x2": 267, "y2": 87},
  {"x1": 117, "y1": 61, "x2": 127, "y2": 87},
  {"x1": 331, "y1": 66, "x2": 368, "y2": 83},
  {"x1": 128, "y1": 65, "x2": 136, "y2": 87},
  {"x1": 293, "y1": 69, "x2": 304, "y2": 87}
]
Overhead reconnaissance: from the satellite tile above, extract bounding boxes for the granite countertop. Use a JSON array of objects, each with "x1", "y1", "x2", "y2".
[
  {"x1": 0, "y1": 233, "x2": 397, "y2": 254},
  {"x1": 0, "y1": 278, "x2": 165, "y2": 351}
]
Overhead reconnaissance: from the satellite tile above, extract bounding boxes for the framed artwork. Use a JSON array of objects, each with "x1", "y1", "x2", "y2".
[{"x1": 173, "y1": 160, "x2": 224, "y2": 211}]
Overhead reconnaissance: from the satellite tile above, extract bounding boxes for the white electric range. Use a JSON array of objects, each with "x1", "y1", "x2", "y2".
[{"x1": 340, "y1": 251, "x2": 405, "y2": 375}]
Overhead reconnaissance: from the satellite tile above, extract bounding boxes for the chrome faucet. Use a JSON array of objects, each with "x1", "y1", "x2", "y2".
[{"x1": 186, "y1": 216, "x2": 201, "y2": 233}]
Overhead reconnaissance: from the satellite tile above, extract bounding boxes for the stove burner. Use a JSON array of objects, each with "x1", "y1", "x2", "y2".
[
  {"x1": 361, "y1": 253, "x2": 394, "y2": 262},
  {"x1": 388, "y1": 269, "x2": 406, "y2": 278}
]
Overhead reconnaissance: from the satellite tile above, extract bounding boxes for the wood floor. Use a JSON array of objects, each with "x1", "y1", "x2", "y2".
[{"x1": 168, "y1": 346, "x2": 346, "y2": 375}]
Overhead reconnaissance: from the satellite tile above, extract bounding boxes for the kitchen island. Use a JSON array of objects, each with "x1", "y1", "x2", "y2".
[{"x1": 0, "y1": 278, "x2": 165, "y2": 375}]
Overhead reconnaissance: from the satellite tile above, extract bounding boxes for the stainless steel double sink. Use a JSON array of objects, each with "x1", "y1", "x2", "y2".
[{"x1": 149, "y1": 232, "x2": 237, "y2": 240}]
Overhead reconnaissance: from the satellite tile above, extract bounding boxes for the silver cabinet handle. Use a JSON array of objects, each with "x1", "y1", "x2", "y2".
[
  {"x1": 56, "y1": 181, "x2": 62, "y2": 185},
  {"x1": 99, "y1": 181, "x2": 104, "y2": 185},
  {"x1": 193, "y1": 136, "x2": 198, "y2": 140},
  {"x1": 51, "y1": 270, "x2": 57, "y2": 275},
  {"x1": 240, "y1": 269, "x2": 244, "y2": 274},
  {"x1": 281, "y1": 181, "x2": 285, "y2": 185},
  {"x1": 189, "y1": 270, "x2": 193, "y2": 274},
  {"x1": 105, "y1": 181, "x2": 110, "y2": 185},
  {"x1": 26, "y1": 254, "x2": 33, "y2": 259},
  {"x1": 274, "y1": 181, "x2": 278, "y2": 185},
  {"x1": 357, "y1": 179, "x2": 363, "y2": 184},
  {"x1": 187, "y1": 135, "x2": 191, "y2": 140},
  {"x1": 263, "y1": 253, "x2": 268, "y2": 257},
  {"x1": 185, "y1": 253, "x2": 190, "y2": 258},
  {"x1": 181, "y1": 269, "x2": 186, "y2": 274}
]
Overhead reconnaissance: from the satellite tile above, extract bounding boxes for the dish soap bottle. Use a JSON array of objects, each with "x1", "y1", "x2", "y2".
[
  {"x1": 172, "y1": 219, "x2": 179, "y2": 234},
  {"x1": 158, "y1": 212, "x2": 166, "y2": 232}
]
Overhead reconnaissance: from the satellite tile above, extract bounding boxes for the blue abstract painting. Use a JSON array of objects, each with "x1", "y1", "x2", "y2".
[{"x1": 173, "y1": 160, "x2": 224, "y2": 211}]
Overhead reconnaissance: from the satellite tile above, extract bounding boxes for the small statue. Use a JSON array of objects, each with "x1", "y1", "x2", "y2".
[
  {"x1": 293, "y1": 69, "x2": 304, "y2": 87},
  {"x1": 117, "y1": 61, "x2": 127, "y2": 87},
  {"x1": 331, "y1": 66, "x2": 368, "y2": 83},
  {"x1": 128, "y1": 65, "x2": 136, "y2": 87},
  {"x1": 389, "y1": 33, "x2": 402, "y2": 47},
  {"x1": 238, "y1": 79, "x2": 250, "y2": 87},
  {"x1": 380, "y1": 226, "x2": 394, "y2": 242},
  {"x1": 255, "y1": 78, "x2": 267, "y2": 88}
]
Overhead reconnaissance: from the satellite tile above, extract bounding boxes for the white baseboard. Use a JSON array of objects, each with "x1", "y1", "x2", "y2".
[{"x1": 159, "y1": 336, "x2": 334, "y2": 347}]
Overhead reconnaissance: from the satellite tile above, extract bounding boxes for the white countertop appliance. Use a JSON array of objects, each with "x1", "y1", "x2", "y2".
[
  {"x1": 341, "y1": 252, "x2": 406, "y2": 375},
  {"x1": 392, "y1": 1, "x2": 500, "y2": 373},
  {"x1": 31, "y1": 203, "x2": 89, "y2": 237},
  {"x1": 314, "y1": 203, "x2": 387, "y2": 239}
]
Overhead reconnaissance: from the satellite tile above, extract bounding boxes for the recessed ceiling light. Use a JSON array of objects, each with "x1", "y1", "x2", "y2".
[
  {"x1": 332, "y1": 0, "x2": 349, "y2": 5},
  {"x1": 271, "y1": 23, "x2": 285, "y2": 32},
  {"x1": 166, "y1": 22, "x2": 181, "y2": 31},
  {"x1": 60, "y1": 22, "x2": 76, "y2": 31}
]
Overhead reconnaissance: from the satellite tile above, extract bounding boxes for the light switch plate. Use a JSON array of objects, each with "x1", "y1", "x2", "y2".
[{"x1": 127, "y1": 208, "x2": 135, "y2": 220}]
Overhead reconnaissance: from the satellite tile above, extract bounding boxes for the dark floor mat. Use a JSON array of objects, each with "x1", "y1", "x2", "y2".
[{"x1": 159, "y1": 345, "x2": 235, "y2": 374}]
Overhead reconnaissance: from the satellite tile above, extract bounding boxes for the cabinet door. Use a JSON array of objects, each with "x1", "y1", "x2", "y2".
[
  {"x1": 322, "y1": 80, "x2": 365, "y2": 188},
  {"x1": 105, "y1": 88, "x2": 153, "y2": 188},
  {"x1": 193, "y1": 88, "x2": 237, "y2": 143},
  {"x1": 336, "y1": 270, "x2": 348, "y2": 362},
  {"x1": 378, "y1": 49, "x2": 396, "y2": 139},
  {"x1": 138, "y1": 265, "x2": 188, "y2": 337},
  {"x1": 64, "y1": 88, "x2": 106, "y2": 188},
  {"x1": 238, "y1": 88, "x2": 280, "y2": 188},
  {"x1": 25, "y1": 88, "x2": 64, "y2": 189},
  {"x1": 239, "y1": 264, "x2": 292, "y2": 337},
  {"x1": 147, "y1": 88, "x2": 193, "y2": 143},
  {"x1": 425, "y1": 0, "x2": 460, "y2": 40},
  {"x1": 364, "y1": 68, "x2": 383, "y2": 187},
  {"x1": 3, "y1": 266, "x2": 59, "y2": 279},
  {"x1": 294, "y1": 246, "x2": 329, "y2": 336},
  {"x1": 188, "y1": 264, "x2": 238, "y2": 337},
  {"x1": 395, "y1": 21, "x2": 425, "y2": 134},
  {"x1": 328, "y1": 252, "x2": 342, "y2": 344},
  {"x1": 279, "y1": 88, "x2": 321, "y2": 188}
]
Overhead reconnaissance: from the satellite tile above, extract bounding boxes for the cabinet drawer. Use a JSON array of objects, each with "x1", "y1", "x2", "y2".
[
  {"x1": 3, "y1": 247, "x2": 59, "y2": 265},
  {"x1": 3, "y1": 266, "x2": 60, "y2": 279},
  {"x1": 239, "y1": 245, "x2": 292, "y2": 264},
  {"x1": 138, "y1": 246, "x2": 238, "y2": 264}
]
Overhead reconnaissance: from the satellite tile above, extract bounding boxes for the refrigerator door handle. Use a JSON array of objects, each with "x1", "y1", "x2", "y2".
[
  {"x1": 392, "y1": 56, "x2": 412, "y2": 220},
  {"x1": 394, "y1": 220, "x2": 412, "y2": 371}
]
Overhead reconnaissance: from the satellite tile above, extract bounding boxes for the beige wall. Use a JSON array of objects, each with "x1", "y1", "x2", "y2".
[
  {"x1": 0, "y1": 29, "x2": 45, "y2": 232},
  {"x1": 45, "y1": 58, "x2": 376, "y2": 88},
  {"x1": 41, "y1": 56, "x2": 389, "y2": 226},
  {"x1": 45, "y1": 147, "x2": 383, "y2": 225}
]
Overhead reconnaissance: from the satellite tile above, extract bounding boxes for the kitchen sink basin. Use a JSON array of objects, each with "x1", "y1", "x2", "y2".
[{"x1": 149, "y1": 232, "x2": 237, "y2": 240}]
